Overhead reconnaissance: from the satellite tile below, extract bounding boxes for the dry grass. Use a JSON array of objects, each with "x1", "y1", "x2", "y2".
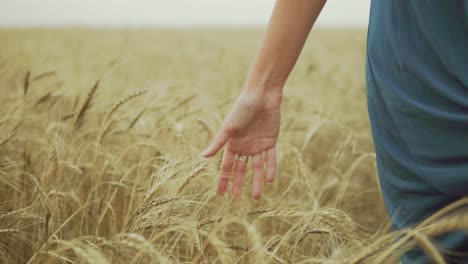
[{"x1": 0, "y1": 28, "x2": 466, "y2": 263}]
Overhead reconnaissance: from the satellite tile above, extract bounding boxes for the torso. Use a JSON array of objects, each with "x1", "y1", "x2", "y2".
[{"x1": 365, "y1": 1, "x2": 468, "y2": 262}]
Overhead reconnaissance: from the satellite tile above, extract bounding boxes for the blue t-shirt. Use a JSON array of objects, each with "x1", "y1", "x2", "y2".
[{"x1": 366, "y1": 1, "x2": 468, "y2": 263}]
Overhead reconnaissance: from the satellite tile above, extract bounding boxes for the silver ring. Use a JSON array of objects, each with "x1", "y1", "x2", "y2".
[{"x1": 235, "y1": 154, "x2": 249, "y2": 162}]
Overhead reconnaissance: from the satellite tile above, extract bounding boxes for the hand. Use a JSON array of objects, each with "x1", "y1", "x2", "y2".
[{"x1": 201, "y1": 89, "x2": 282, "y2": 202}]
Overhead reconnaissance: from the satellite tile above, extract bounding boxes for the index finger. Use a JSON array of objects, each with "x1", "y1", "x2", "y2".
[
  {"x1": 266, "y1": 147, "x2": 277, "y2": 183},
  {"x1": 201, "y1": 129, "x2": 229, "y2": 158},
  {"x1": 217, "y1": 147, "x2": 235, "y2": 195}
]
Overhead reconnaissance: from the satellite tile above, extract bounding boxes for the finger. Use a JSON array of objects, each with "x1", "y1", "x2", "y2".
[
  {"x1": 251, "y1": 153, "x2": 264, "y2": 200},
  {"x1": 201, "y1": 129, "x2": 229, "y2": 157},
  {"x1": 231, "y1": 157, "x2": 248, "y2": 202},
  {"x1": 217, "y1": 148, "x2": 235, "y2": 195},
  {"x1": 266, "y1": 147, "x2": 277, "y2": 183}
]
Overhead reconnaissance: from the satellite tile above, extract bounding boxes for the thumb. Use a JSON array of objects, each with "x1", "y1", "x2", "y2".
[{"x1": 201, "y1": 129, "x2": 229, "y2": 157}]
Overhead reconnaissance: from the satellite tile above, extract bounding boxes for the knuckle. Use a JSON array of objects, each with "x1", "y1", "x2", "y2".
[
  {"x1": 253, "y1": 163, "x2": 263, "y2": 171},
  {"x1": 224, "y1": 125, "x2": 238, "y2": 137},
  {"x1": 221, "y1": 162, "x2": 234, "y2": 170},
  {"x1": 234, "y1": 171, "x2": 245, "y2": 178},
  {"x1": 219, "y1": 173, "x2": 231, "y2": 180}
]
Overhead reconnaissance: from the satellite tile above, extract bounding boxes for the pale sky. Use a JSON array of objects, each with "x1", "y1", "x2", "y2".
[{"x1": 0, "y1": 0, "x2": 370, "y2": 27}]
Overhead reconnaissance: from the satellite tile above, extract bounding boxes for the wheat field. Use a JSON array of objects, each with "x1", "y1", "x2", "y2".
[{"x1": 0, "y1": 28, "x2": 466, "y2": 264}]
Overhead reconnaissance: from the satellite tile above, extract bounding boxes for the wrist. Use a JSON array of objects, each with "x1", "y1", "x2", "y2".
[
  {"x1": 243, "y1": 78, "x2": 284, "y2": 95},
  {"x1": 243, "y1": 63, "x2": 286, "y2": 92},
  {"x1": 242, "y1": 83, "x2": 283, "y2": 110}
]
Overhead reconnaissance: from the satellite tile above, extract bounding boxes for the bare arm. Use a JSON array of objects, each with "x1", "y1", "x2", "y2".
[
  {"x1": 202, "y1": 0, "x2": 327, "y2": 202},
  {"x1": 245, "y1": 0, "x2": 327, "y2": 93}
]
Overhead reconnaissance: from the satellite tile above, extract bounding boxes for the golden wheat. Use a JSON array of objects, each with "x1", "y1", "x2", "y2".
[{"x1": 0, "y1": 28, "x2": 466, "y2": 264}]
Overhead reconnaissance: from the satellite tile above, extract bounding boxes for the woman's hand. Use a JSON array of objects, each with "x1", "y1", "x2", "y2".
[
  {"x1": 200, "y1": 0, "x2": 325, "y2": 203},
  {"x1": 201, "y1": 89, "x2": 282, "y2": 202}
]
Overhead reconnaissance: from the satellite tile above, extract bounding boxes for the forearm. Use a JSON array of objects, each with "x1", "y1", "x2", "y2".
[{"x1": 244, "y1": 0, "x2": 327, "y2": 94}]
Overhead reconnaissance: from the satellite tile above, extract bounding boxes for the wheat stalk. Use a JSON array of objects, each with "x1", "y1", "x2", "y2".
[
  {"x1": 31, "y1": 71, "x2": 56, "y2": 82},
  {"x1": 0, "y1": 121, "x2": 22, "y2": 146},
  {"x1": 74, "y1": 81, "x2": 99, "y2": 130},
  {"x1": 412, "y1": 232, "x2": 446, "y2": 264},
  {"x1": 127, "y1": 108, "x2": 146, "y2": 131},
  {"x1": 104, "y1": 90, "x2": 147, "y2": 123},
  {"x1": 23, "y1": 70, "x2": 30, "y2": 96},
  {"x1": 34, "y1": 91, "x2": 54, "y2": 108}
]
